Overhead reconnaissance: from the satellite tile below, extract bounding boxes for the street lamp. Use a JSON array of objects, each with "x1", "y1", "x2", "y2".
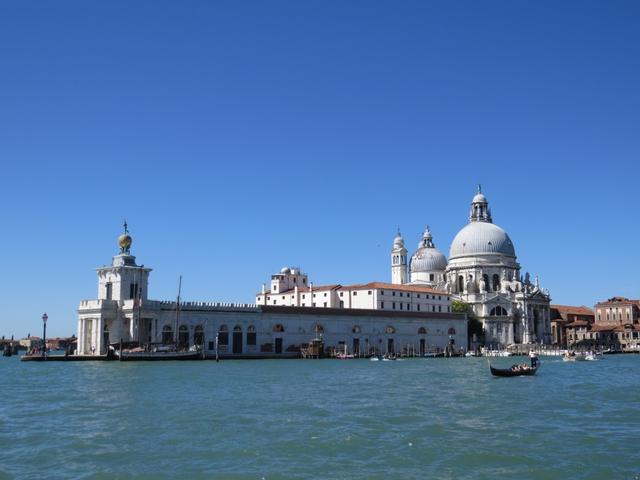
[{"x1": 41, "y1": 313, "x2": 48, "y2": 358}]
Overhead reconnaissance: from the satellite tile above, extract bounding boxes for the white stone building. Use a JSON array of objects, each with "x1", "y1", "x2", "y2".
[
  {"x1": 391, "y1": 186, "x2": 551, "y2": 347},
  {"x1": 77, "y1": 227, "x2": 467, "y2": 357}
]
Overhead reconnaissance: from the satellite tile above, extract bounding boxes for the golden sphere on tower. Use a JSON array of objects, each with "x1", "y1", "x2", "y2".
[{"x1": 118, "y1": 233, "x2": 132, "y2": 251}]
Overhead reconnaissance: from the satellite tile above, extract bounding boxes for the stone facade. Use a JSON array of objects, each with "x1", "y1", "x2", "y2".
[{"x1": 390, "y1": 186, "x2": 552, "y2": 347}]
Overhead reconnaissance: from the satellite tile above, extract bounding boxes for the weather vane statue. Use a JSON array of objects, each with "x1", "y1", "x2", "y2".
[{"x1": 119, "y1": 219, "x2": 133, "y2": 254}]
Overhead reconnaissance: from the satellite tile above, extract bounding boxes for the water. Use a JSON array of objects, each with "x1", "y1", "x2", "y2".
[{"x1": 1, "y1": 355, "x2": 639, "y2": 479}]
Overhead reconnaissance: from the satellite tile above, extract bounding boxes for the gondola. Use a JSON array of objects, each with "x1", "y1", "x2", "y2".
[{"x1": 489, "y1": 364, "x2": 538, "y2": 377}]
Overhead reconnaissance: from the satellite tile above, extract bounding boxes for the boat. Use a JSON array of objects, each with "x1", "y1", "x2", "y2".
[
  {"x1": 490, "y1": 363, "x2": 538, "y2": 377},
  {"x1": 563, "y1": 352, "x2": 586, "y2": 362},
  {"x1": 585, "y1": 351, "x2": 602, "y2": 361},
  {"x1": 115, "y1": 347, "x2": 201, "y2": 361},
  {"x1": 114, "y1": 276, "x2": 204, "y2": 361}
]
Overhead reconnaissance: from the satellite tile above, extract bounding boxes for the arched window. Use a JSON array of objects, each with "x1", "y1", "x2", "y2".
[
  {"x1": 385, "y1": 326, "x2": 396, "y2": 334},
  {"x1": 418, "y1": 327, "x2": 427, "y2": 335},
  {"x1": 193, "y1": 325, "x2": 204, "y2": 346},
  {"x1": 178, "y1": 325, "x2": 189, "y2": 349},
  {"x1": 352, "y1": 325, "x2": 361, "y2": 334},
  {"x1": 483, "y1": 274, "x2": 490, "y2": 292},
  {"x1": 218, "y1": 325, "x2": 229, "y2": 345},
  {"x1": 273, "y1": 324, "x2": 285, "y2": 333},
  {"x1": 457, "y1": 275, "x2": 464, "y2": 292},
  {"x1": 492, "y1": 274, "x2": 500, "y2": 292},
  {"x1": 490, "y1": 306, "x2": 508, "y2": 316},
  {"x1": 246, "y1": 325, "x2": 257, "y2": 345},
  {"x1": 448, "y1": 327, "x2": 456, "y2": 335},
  {"x1": 162, "y1": 325, "x2": 173, "y2": 344}
]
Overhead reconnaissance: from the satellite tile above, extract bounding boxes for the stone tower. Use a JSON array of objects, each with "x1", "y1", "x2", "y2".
[{"x1": 391, "y1": 230, "x2": 408, "y2": 285}]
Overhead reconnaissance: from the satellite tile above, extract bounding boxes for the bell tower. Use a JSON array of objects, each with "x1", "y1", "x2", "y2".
[{"x1": 391, "y1": 229, "x2": 408, "y2": 285}]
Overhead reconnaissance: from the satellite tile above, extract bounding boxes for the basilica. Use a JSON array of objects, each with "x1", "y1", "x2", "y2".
[{"x1": 391, "y1": 186, "x2": 552, "y2": 346}]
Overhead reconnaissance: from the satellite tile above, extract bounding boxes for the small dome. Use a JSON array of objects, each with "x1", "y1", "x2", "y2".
[
  {"x1": 410, "y1": 226, "x2": 447, "y2": 273},
  {"x1": 280, "y1": 266, "x2": 291, "y2": 274},
  {"x1": 472, "y1": 192, "x2": 487, "y2": 204},
  {"x1": 393, "y1": 230, "x2": 405, "y2": 249},
  {"x1": 449, "y1": 222, "x2": 515, "y2": 258},
  {"x1": 118, "y1": 233, "x2": 132, "y2": 252},
  {"x1": 410, "y1": 248, "x2": 447, "y2": 273}
]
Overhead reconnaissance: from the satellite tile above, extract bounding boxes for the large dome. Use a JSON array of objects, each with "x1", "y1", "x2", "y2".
[{"x1": 449, "y1": 222, "x2": 515, "y2": 258}]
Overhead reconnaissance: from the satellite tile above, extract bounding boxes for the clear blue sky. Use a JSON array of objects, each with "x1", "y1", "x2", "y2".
[{"x1": 1, "y1": 0, "x2": 639, "y2": 337}]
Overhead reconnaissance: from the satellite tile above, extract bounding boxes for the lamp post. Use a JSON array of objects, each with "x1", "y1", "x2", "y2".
[{"x1": 41, "y1": 313, "x2": 48, "y2": 358}]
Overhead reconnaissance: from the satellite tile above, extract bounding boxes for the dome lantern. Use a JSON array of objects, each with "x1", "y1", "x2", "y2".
[{"x1": 469, "y1": 184, "x2": 492, "y2": 223}]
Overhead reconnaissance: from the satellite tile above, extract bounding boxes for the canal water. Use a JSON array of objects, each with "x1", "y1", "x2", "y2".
[{"x1": 1, "y1": 355, "x2": 639, "y2": 479}]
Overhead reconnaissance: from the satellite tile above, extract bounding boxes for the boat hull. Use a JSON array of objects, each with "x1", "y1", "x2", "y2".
[
  {"x1": 490, "y1": 365, "x2": 538, "y2": 377},
  {"x1": 116, "y1": 351, "x2": 202, "y2": 361}
]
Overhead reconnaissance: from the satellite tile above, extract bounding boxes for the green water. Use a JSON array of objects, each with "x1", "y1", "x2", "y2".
[{"x1": 1, "y1": 355, "x2": 639, "y2": 479}]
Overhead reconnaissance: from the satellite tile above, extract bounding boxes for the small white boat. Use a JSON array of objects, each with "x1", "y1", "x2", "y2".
[
  {"x1": 563, "y1": 352, "x2": 586, "y2": 362},
  {"x1": 464, "y1": 351, "x2": 476, "y2": 357}
]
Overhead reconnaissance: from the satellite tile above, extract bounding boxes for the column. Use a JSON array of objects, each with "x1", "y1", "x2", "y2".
[
  {"x1": 78, "y1": 319, "x2": 84, "y2": 355},
  {"x1": 97, "y1": 317, "x2": 104, "y2": 355}
]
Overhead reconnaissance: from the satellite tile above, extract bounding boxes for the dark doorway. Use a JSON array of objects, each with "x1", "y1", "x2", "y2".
[
  {"x1": 275, "y1": 337, "x2": 283, "y2": 354},
  {"x1": 232, "y1": 326, "x2": 242, "y2": 354},
  {"x1": 352, "y1": 338, "x2": 360, "y2": 355},
  {"x1": 387, "y1": 338, "x2": 394, "y2": 354},
  {"x1": 419, "y1": 338, "x2": 426, "y2": 356},
  {"x1": 178, "y1": 325, "x2": 189, "y2": 349}
]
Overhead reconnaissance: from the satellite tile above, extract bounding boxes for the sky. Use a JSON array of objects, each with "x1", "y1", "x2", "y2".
[{"x1": 1, "y1": 0, "x2": 639, "y2": 337}]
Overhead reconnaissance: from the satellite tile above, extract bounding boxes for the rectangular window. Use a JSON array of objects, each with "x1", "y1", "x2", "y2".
[
  {"x1": 417, "y1": 304, "x2": 420, "y2": 311},
  {"x1": 353, "y1": 291, "x2": 358, "y2": 296},
  {"x1": 340, "y1": 301, "x2": 344, "y2": 308},
  {"x1": 302, "y1": 294, "x2": 305, "y2": 299},
  {"x1": 380, "y1": 291, "x2": 384, "y2": 295},
  {"x1": 438, "y1": 305, "x2": 442, "y2": 312},
  {"x1": 312, "y1": 302, "x2": 316, "y2": 307},
  {"x1": 399, "y1": 292, "x2": 403, "y2": 297},
  {"x1": 340, "y1": 292, "x2": 343, "y2": 297},
  {"x1": 313, "y1": 294, "x2": 316, "y2": 298},
  {"x1": 380, "y1": 302, "x2": 384, "y2": 309},
  {"x1": 400, "y1": 303, "x2": 403, "y2": 310},
  {"x1": 407, "y1": 303, "x2": 410, "y2": 310},
  {"x1": 282, "y1": 296, "x2": 285, "y2": 299},
  {"x1": 129, "y1": 283, "x2": 138, "y2": 300},
  {"x1": 407, "y1": 293, "x2": 410, "y2": 298},
  {"x1": 432, "y1": 305, "x2": 436, "y2": 312},
  {"x1": 430, "y1": 274, "x2": 434, "y2": 281},
  {"x1": 323, "y1": 302, "x2": 327, "y2": 307},
  {"x1": 417, "y1": 294, "x2": 420, "y2": 298},
  {"x1": 392, "y1": 292, "x2": 396, "y2": 296},
  {"x1": 273, "y1": 300, "x2": 277, "y2": 305},
  {"x1": 392, "y1": 302, "x2": 396, "y2": 310},
  {"x1": 368, "y1": 290, "x2": 372, "y2": 295},
  {"x1": 105, "y1": 282, "x2": 112, "y2": 300},
  {"x1": 246, "y1": 332, "x2": 256, "y2": 345},
  {"x1": 208, "y1": 341, "x2": 215, "y2": 350}
]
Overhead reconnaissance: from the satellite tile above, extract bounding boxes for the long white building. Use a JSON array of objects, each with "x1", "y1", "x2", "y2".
[{"x1": 77, "y1": 228, "x2": 467, "y2": 357}]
